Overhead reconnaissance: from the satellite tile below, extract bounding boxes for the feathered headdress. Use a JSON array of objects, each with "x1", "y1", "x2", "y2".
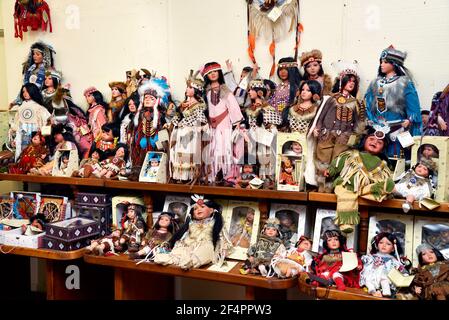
[
  {"x1": 23, "y1": 41, "x2": 56, "y2": 74},
  {"x1": 138, "y1": 77, "x2": 171, "y2": 107},
  {"x1": 186, "y1": 70, "x2": 205, "y2": 92}
]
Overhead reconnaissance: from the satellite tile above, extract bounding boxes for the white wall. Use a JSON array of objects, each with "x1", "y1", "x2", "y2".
[
  {"x1": 2, "y1": 0, "x2": 448, "y2": 110},
  {"x1": 0, "y1": 2, "x2": 8, "y2": 110}
]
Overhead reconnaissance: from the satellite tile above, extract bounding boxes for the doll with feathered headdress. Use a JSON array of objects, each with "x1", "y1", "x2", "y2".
[{"x1": 153, "y1": 195, "x2": 232, "y2": 270}]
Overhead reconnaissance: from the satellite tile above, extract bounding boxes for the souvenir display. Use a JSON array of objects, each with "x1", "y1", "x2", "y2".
[
  {"x1": 426, "y1": 84, "x2": 449, "y2": 136},
  {"x1": 139, "y1": 152, "x2": 167, "y2": 183},
  {"x1": 411, "y1": 137, "x2": 449, "y2": 202},
  {"x1": 108, "y1": 81, "x2": 127, "y2": 121},
  {"x1": 202, "y1": 62, "x2": 243, "y2": 185},
  {"x1": 153, "y1": 195, "x2": 232, "y2": 270},
  {"x1": 411, "y1": 244, "x2": 449, "y2": 300},
  {"x1": 111, "y1": 196, "x2": 146, "y2": 231},
  {"x1": 367, "y1": 212, "x2": 414, "y2": 261},
  {"x1": 299, "y1": 49, "x2": 333, "y2": 95},
  {"x1": 71, "y1": 148, "x2": 105, "y2": 178},
  {"x1": 269, "y1": 203, "x2": 308, "y2": 248},
  {"x1": 8, "y1": 131, "x2": 48, "y2": 174},
  {"x1": 270, "y1": 235, "x2": 314, "y2": 278},
  {"x1": 84, "y1": 87, "x2": 108, "y2": 142},
  {"x1": 224, "y1": 200, "x2": 261, "y2": 260},
  {"x1": 13, "y1": 0, "x2": 52, "y2": 40},
  {"x1": 412, "y1": 216, "x2": 449, "y2": 266},
  {"x1": 115, "y1": 203, "x2": 147, "y2": 253},
  {"x1": 162, "y1": 195, "x2": 190, "y2": 226},
  {"x1": 246, "y1": 0, "x2": 301, "y2": 76},
  {"x1": 276, "y1": 132, "x2": 306, "y2": 191},
  {"x1": 97, "y1": 143, "x2": 129, "y2": 179},
  {"x1": 310, "y1": 229, "x2": 362, "y2": 291},
  {"x1": 365, "y1": 46, "x2": 422, "y2": 159},
  {"x1": 169, "y1": 70, "x2": 208, "y2": 184},
  {"x1": 360, "y1": 232, "x2": 409, "y2": 297},
  {"x1": 326, "y1": 127, "x2": 394, "y2": 233},
  {"x1": 240, "y1": 218, "x2": 285, "y2": 276},
  {"x1": 73, "y1": 193, "x2": 112, "y2": 237}
]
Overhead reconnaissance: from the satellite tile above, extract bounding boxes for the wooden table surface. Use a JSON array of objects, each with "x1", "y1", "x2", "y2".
[{"x1": 0, "y1": 245, "x2": 85, "y2": 260}]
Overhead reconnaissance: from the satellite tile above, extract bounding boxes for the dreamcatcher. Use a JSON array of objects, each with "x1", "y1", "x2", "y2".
[
  {"x1": 39, "y1": 197, "x2": 65, "y2": 222},
  {"x1": 12, "y1": 194, "x2": 37, "y2": 219},
  {"x1": 0, "y1": 198, "x2": 12, "y2": 220},
  {"x1": 14, "y1": 0, "x2": 52, "y2": 40},
  {"x1": 247, "y1": 0, "x2": 303, "y2": 77}
]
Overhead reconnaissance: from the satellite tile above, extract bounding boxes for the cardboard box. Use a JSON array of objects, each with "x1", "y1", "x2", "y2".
[
  {"x1": 139, "y1": 151, "x2": 167, "y2": 183},
  {"x1": 44, "y1": 217, "x2": 100, "y2": 241},
  {"x1": 2, "y1": 228, "x2": 45, "y2": 249},
  {"x1": 269, "y1": 203, "x2": 309, "y2": 247}
]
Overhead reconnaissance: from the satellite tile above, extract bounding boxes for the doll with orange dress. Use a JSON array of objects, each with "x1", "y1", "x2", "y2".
[{"x1": 9, "y1": 131, "x2": 48, "y2": 174}]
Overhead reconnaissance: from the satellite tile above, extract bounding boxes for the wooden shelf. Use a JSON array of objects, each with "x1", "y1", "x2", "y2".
[
  {"x1": 0, "y1": 173, "x2": 104, "y2": 187},
  {"x1": 0, "y1": 245, "x2": 85, "y2": 260},
  {"x1": 308, "y1": 192, "x2": 449, "y2": 213},
  {"x1": 84, "y1": 253, "x2": 297, "y2": 290}
]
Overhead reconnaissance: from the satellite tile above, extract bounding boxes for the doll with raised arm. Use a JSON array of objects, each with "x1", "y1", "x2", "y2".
[
  {"x1": 9, "y1": 131, "x2": 48, "y2": 174},
  {"x1": 412, "y1": 244, "x2": 449, "y2": 300},
  {"x1": 108, "y1": 81, "x2": 127, "y2": 122},
  {"x1": 128, "y1": 211, "x2": 176, "y2": 260},
  {"x1": 310, "y1": 229, "x2": 362, "y2": 291},
  {"x1": 324, "y1": 127, "x2": 394, "y2": 234},
  {"x1": 170, "y1": 70, "x2": 208, "y2": 183},
  {"x1": 202, "y1": 62, "x2": 243, "y2": 185},
  {"x1": 83, "y1": 87, "x2": 108, "y2": 142},
  {"x1": 116, "y1": 203, "x2": 147, "y2": 253},
  {"x1": 360, "y1": 232, "x2": 409, "y2": 297},
  {"x1": 240, "y1": 218, "x2": 285, "y2": 276},
  {"x1": 393, "y1": 159, "x2": 436, "y2": 213},
  {"x1": 271, "y1": 235, "x2": 314, "y2": 278},
  {"x1": 98, "y1": 143, "x2": 128, "y2": 179},
  {"x1": 300, "y1": 49, "x2": 333, "y2": 96},
  {"x1": 153, "y1": 195, "x2": 232, "y2": 270}
]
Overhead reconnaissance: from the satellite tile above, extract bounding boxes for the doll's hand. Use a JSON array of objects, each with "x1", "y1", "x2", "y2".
[
  {"x1": 323, "y1": 169, "x2": 330, "y2": 178},
  {"x1": 225, "y1": 59, "x2": 233, "y2": 72},
  {"x1": 313, "y1": 128, "x2": 320, "y2": 137},
  {"x1": 251, "y1": 63, "x2": 259, "y2": 78},
  {"x1": 21, "y1": 224, "x2": 27, "y2": 234},
  {"x1": 414, "y1": 286, "x2": 422, "y2": 294},
  {"x1": 401, "y1": 119, "x2": 410, "y2": 128}
]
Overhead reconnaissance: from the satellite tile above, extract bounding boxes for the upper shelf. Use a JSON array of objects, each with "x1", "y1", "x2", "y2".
[{"x1": 0, "y1": 173, "x2": 103, "y2": 186}]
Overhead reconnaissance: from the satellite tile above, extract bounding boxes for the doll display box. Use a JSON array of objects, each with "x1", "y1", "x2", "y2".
[
  {"x1": 269, "y1": 203, "x2": 309, "y2": 247},
  {"x1": 411, "y1": 136, "x2": 449, "y2": 202},
  {"x1": 72, "y1": 193, "x2": 111, "y2": 237},
  {"x1": 112, "y1": 195, "x2": 146, "y2": 229},
  {"x1": 139, "y1": 151, "x2": 167, "y2": 183},
  {"x1": 42, "y1": 217, "x2": 100, "y2": 251},
  {"x1": 413, "y1": 215, "x2": 449, "y2": 266},
  {"x1": 162, "y1": 195, "x2": 191, "y2": 226},
  {"x1": 275, "y1": 133, "x2": 307, "y2": 192}
]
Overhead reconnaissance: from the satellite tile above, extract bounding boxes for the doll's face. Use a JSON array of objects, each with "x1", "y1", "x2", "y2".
[
  {"x1": 380, "y1": 60, "x2": 395, "y2": 74},
  {"x1": 280, "y1": 217, "x2": 293, "y2": 228},
  {"x1": 415, "y1": 164, "x2": 429, "y2": 177},
  {"x1": 112, "y1": 229, "x2": 121, "y2": 237},
  {"x1": 422, "y1": 146, "x2": 436, "y2": 159},
  {"x1": 305, "y1": 61, "x2": 320, "y2": 77},
  {"x1": 421, "y1": 114, "x2": 429, "y2": 126},
  {"x1": 166, "y1": 103, "x2": 175, "y2": 117},
  {"x1": 91, "y1": 151, "x2": 100, "y2": 160},
  {"x1": 186, "y1": 86, "x2": 195, "y2": 98},
  {"x1": 32, "y1": 50, "x2": 43, "y2": 64},
  {"x1": 240, "y1": 70, "x2": 249, "y2": 81},
  {"x1": 265, "y1": 226, "x2": 278, "y2": 238},
  {"x1": 54, "y1": 133, "x2": 64, "y2": 143},
  {"x1": 31, "y1": 134, "x2": 41, "y2": 145},
  {"x1": 278, "y1": 68, "x2": 289, "y2": 81},
  {"x1": 246, "y1": 210, "x2": 255, "y2": 223},
  {"x1": 298, "y1": 239, "x2": 312, "y2": 251},
  {"x1": 127, "y1": 207, "x2": 136, "y2": 220},
  {"x1": 62, "y1": 157, "x2": 69, "y2": 165},
  {"x1": 111, "y1": 87, "x2": 121, "y2": 98},
  {"x1": 421, "y1": 249, "x2": 437, "y2": 264},
  {"x1": 193, "y1": 203, "x2": 214, "y2": 220},
  {"x1": 115, "y1": 147, "x2": 125, "y2": 158},
  {"x1": 378, "y1": 237, "x2": 394, "y2": 254},
  {"x1": 291, "y1": 142, "x2": 302, "y2": 155},
  {"x1": 364, "y1": 136, "x2": 384, "y2": 154},
  {"x1": 249, "y1": 89, "x2": 258, "y2": 100},
  {"x1": 86, "y1": 93, "x2": 95, "y2": 105},
  {"x1": 158, "y1": 215, "x2": 171, "y2": 228},
  {"x1": 44, "y1": 75, "x2": 54, "y2": 88},
  {"x1": 243, "y1": 165, "x2": 254, "y2": 174},
  {"x1": 300, "y1": 84, "x2": 312, "y2": 101},
  {"x1": 326, "y1": 236, "x2": 340, "y2": 250},
  {"x1": 101, "y1": 130, "x2": 114, "y2": 142},
  {"x1": 143, "y1": 94, "x2": 157, "y2": 107},
  {"x1": 22, "y1": 87, "x2": 31, "y2": 101},
  {"x1": 128, "y1": 100, "x2": 137, "y2": 113},
  {"x1": 31, "y1": 219, "x2": 43, "y2": 230},
  {"x1": 343, "y1": 76, "x2": 356, "y2": 93},
  {"x1": 150, "y1": 160, "x2": 159, "y2": 167},
  {"x1": 207, "y1": 71, "x2": 219, "y2": 82}
]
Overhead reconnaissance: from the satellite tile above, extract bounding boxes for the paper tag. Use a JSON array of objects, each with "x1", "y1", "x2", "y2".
[
  {"x1": 41, "y1": 125, "x2": 52, "y2": 136},
  {"x1": 388, "y1": 268, "x2": 415, "y2": 287},
  {"x1": 339, "y1": 252, "x2": 358, "y2": 272},
  {"x1": 267, "y1": 6, "x2": 283, "y2": 22},
  {"x1": 158, "y1": 129, "x2": 169, "y2": 142},
  {"x1": 155, "y1": 140, "x2": 164, "y2": 150},
  {"x1": 207, "y1": 261, "x2": 238, "y2": 273},
  {"x1": 256, "y1": 127, "x2": 274, "y2": 146},
  {"x1": 388, "y1": 127, "x2": 404, "y2": 142},
  {"x1": 397, "y1": 131, "x2": 415, "y2": 148},
  {"x1": 238, "y1": 75, "x2": 250, "y2": 91},
  {"x1": 347, "y1": 134, "x2": 358, "y2": 147},
  {"x1": 79, "y1": 125, "x2": 91, "y2": 136},
  {"x1": 419, "y1": 197, "x2": 440, "y2": 210}
]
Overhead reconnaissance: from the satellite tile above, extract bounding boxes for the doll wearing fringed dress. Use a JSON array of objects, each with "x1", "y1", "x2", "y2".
[
  {"x1": 271, "y1": 236, "x2": 314, "y2": 278},
  {"x1": 153, "y1": 195, "x2": 232, "y2": 270}
]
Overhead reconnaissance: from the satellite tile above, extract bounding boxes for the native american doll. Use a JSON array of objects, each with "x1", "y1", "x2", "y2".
[
  {"x1": 224, "y1": 60, "x2": 255, "y2": 109},
  {"x1": 108, "y1": 81, "x2": 127, "y2": 122},
  {"x1": 128, "y1": 212, "x2": 176, "y2": 260},
  {"x1": 14, "y1": 0, "x2": 52, "y2": 40},
  {"x1": 412, "y1": 244, "x2": 449, "y2": 300},
  {"x1": 310, "y1": 230, "x2": 362, "y2": 291},
  {"x1": 365, "y1": 46, "x2": 422, "y2": 158},
  {"x1": 426, "y1": 85, "x2": 449, "y2": 136},
  {"x1": 133, "y1": 77, "x2": 170, "y2": 167},
  {"x1": 116, "y1": 203, "x2": 147, "y2": 253},
  {"x1": 240, "y1": 218, "x2": 285, "y2": 276},
  {"x1": 118, "y1": 93, "x2": 140, "y2": 145},
  {"x1": 83, "y1": 87, "x2": 108, "y2": 142},
  {"x1": 202, "y1": 62, "x2": 244, "y2": 184},
  {"x1": 271, "y1": 235, "x2": 314, "y2": 278},
  {"x1": 326, "y1": 128, "x2": 394, "y2": 234},
  {"x1": 360, "y1": 232, "x2": 409, "y2": 297},
  {"x1": 98, "y1": 143, "x2": 128, "y2": 179},
  {"x1": 234, "y1": 164, "x2": 259, "y2": 189},
  {"x1": 9, "y1": 131, "x2": 48, "y2": 174},
  {"x1": 169, "y1": 70, "x2": 209, "y2": 183},
  {"x1": 313, "y1": 63, "x2": 364, "y2": 193},
  {"x1": 95, "y1": 123, "x2": 118, "y2": 158},
  {"x1": 300, "y1": 49, "x2": 333, "y2": 96},
  {"x1": 268, "y1": 58, "x2": 302, "y2": 113},
  {"x1": 228, "y1": 208, "x2": 255, "y2": 249},
  {"x1": 11, "y1": 83, "x2": 51, "y2": 161},
  {"x1": 393, "y1": 159, "x2": 436, "y2": 213},
  {"x1": 85, "y1": 229, "x2": 122, "y2": 256},
  {"x1": 153, "y1": 195, "x2": 232, "y2": 270},
  {"x1": 71, "y1": 148, "x2": 105, "y2": 178}
]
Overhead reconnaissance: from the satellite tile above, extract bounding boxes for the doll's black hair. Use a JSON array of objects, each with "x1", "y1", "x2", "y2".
[
  {"x1": 242, "y1": 66, "x2": 253, "y2": 74},
  {"x1": 57, "y1": 150, "x2": 71, "y2": 168},
  {"x1": 153, "y1": 212, "x2": 176, "y2": 234},
  {"x1": 357, "y1": 126, "x2": 391, "y2": 163},
  {"x1": 302, "y1": 61, "x2": 325, "y2": 79},
  {"x1": 203, "y1": 62, "x2": 226, "y2": 87},
  {"x1": 49, "y1": 124, "x2": 81, "y2": 158},
  {"x1": 417, "y1": 246, "x2": 445, "y2": 266},
  {"x1": 331, "y1": 74, "x2": 359, "y2": 97},
  {"x1": 122, "y1": 204, "x2": 147, "y2": 232},
  {"x1": 114, "y1": 143, "x2": 129, "y2": 162},
  {"x1": 101, "y1": 123, "x2": 119, "y2": 139},
  {"x1": 21, "y1": 83, "x2": 44, "y2": 106},
  {"x1": 322, "y1": 229, "x2": 348, "y2": 252},
  {"x1": 89, "y1": 90, "x2": 109, "y2": 112},
  {"x1": 116, "y1": 92, "x2": 140, "y2": 125},
  {"x1": 418, "y1": 144, "x2": 439, "y2": 158},
  {"x1": 168, "y1": 199, "x2": 223, "y2": 249},
  {"x1": 370, "y1": 232, "x2": 404, "y2": 256},
  {"x1": 412, "y1": 161, "x2": 435, "y2": 178},
  {"x1": 30, "y1": 213, "x2": 49, "y2": 230},
  {"x1": 377, "y1": 58, "x2": 406, "y2": 77},
  {"x1": 88, "y1": 148, "x2": 106, "y2": 161},
  {"x1": 276, "y1": 57, "x2": 303, "y2": 106}
]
